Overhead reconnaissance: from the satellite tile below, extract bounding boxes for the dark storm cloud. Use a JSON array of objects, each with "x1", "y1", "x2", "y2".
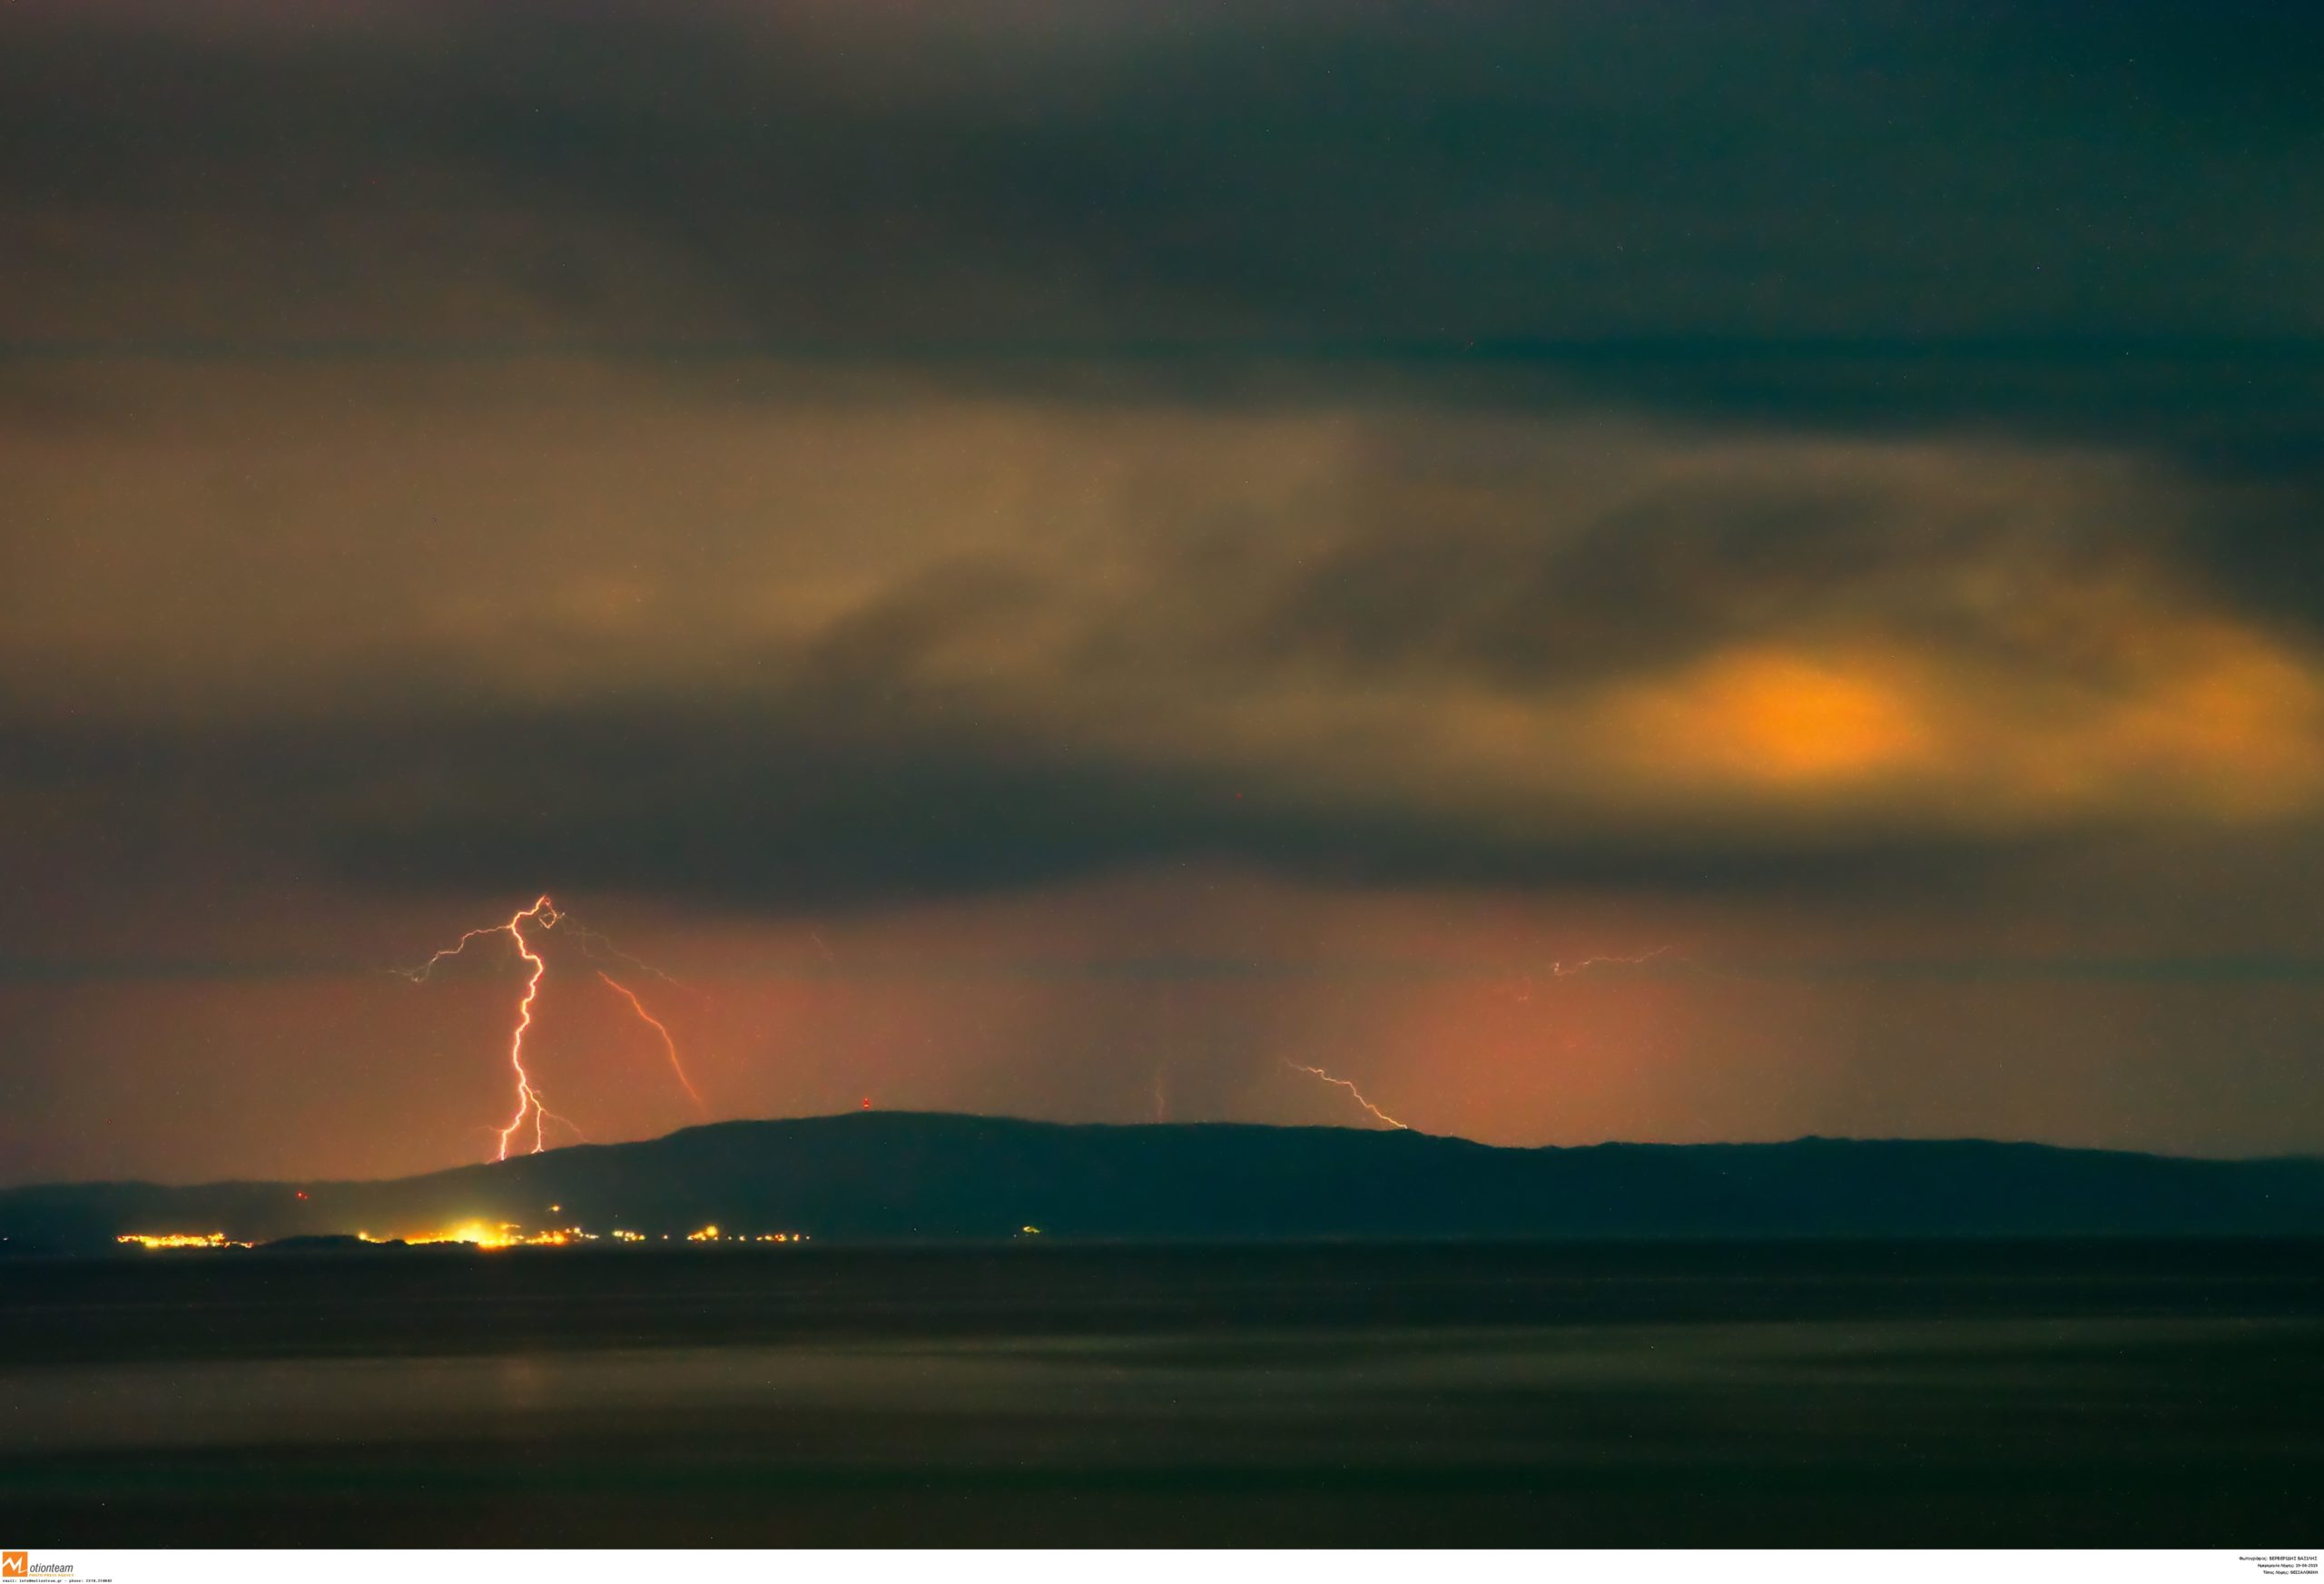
[
  {"x1": 7, "y1": 0, "x2": 2321, "y2": 612},
  {"x1": 20, "y1": 2, "x2": 2319, "y2": 330},
  {"x1": 5, "y1": 13, "x2": 2317, "y2": 340},
  {"x1": 0, "y1": 694, "x2": 2034, "y2": 915}
]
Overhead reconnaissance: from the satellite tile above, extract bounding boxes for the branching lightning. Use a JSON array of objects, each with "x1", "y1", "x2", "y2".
[
  {"x1": 401, "y1": 894, "x2": 702, "y2": 1160},
  {"x1": 1283, "y1": 1059, "x2": 1410, "y2": 1130}
]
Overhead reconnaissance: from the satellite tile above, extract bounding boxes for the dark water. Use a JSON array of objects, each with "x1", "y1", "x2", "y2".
[{"x1": 4, "y1": 1241, "x2": 2320, "y2": 1545}]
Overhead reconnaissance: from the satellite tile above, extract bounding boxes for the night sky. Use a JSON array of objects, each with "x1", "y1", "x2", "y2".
[{"x1": 5, "y1": 1, "x2": 2322, "y2": 1185}]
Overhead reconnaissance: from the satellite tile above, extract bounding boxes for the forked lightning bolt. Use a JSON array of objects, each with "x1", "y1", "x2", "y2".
[
  {"x1": 400, "y1": 895, "x2": 703, "y2": 1160},
  {"x1": 1284, "y1": 1060, "x2": 1410, "y2": 1130}
]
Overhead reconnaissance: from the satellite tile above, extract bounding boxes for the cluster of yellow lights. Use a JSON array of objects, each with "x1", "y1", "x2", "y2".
[
  {"x1": 373, "y1": 1222, "x2": 605, "y2": 1248},
  {"x1": 123, "y1": 1221, "x2": 812, "y2": 1251},
  {"x1": 369, "y1": 1221, "x2": 517, "y2": 1247},
  {"x1": 348, "y1": 1221, "x2": 813, "y2": 1248}
]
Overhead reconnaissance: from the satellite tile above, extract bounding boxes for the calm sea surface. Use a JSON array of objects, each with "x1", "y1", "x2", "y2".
[{"x1": 4, "y1": 1241, "x2": 2319, "y2": 1544}]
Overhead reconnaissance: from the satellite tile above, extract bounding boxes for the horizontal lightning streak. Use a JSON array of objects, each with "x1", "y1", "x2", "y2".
[{"x1": 1549, "y1": 946, "x2": 1676, "y2": 978}]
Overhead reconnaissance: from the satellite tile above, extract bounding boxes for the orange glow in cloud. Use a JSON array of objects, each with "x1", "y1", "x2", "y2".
[
  {"x1": 2099, "y1": 630, "x2": 2324, "y2": 816},
  {"x1": 1611, "y1": 648, "x2": 1935, "y2": 792},
  {"x1": 1590, "y1": 622, "x2": 2324, "y2": 828}
]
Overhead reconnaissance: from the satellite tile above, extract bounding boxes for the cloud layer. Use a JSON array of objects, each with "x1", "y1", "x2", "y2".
[{"x1": 6, "y1": 369, "x2": 2320, "y2": 910}]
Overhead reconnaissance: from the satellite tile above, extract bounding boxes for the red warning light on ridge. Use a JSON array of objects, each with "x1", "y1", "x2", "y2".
[{"x1": 861, "y1": 1097, "x2": 872, "y2": 1110}]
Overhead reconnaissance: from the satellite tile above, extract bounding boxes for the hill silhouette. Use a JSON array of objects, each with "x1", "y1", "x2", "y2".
[{"x1": 5, "y1": 1112, "x2": 2324, "y2": 1254}]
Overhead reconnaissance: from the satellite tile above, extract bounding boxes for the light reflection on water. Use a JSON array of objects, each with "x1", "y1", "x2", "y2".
[{"x1": 4, "y1": 1317, "x2": 2300, "y2": 1460}]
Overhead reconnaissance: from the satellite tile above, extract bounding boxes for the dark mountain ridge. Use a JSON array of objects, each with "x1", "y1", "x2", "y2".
[{"x1": 6, "y1": 1111, "x2": 2323, "y2": 1254}]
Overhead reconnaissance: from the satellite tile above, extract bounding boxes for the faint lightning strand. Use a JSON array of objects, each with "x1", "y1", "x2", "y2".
[
  {"x1": 598, "y1": 970, "x2": 706, "y2": 1113},
  {"x1": 1542, "y1": 946, "x2": 1745, "y2": 986},
  {"x1": 1549, "y1": 946, "x2": 1676, "y2": 979},
  {"x1": 560, "y1": 918, "x2": 700, "y2": 996},
  {"x1": 1284, "y1": 1059, "x2": 1410, "y2": 1130}
]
